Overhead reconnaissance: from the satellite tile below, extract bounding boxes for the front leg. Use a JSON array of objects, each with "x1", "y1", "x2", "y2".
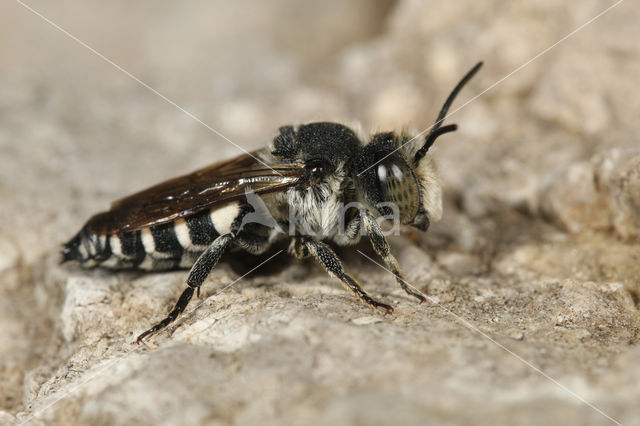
[
  {"x1": 295, "y1": 236, "x2": 393, "y2": 313},
  {"x1": 362, "y1": 212, "x2": 426, "y2": 303},
  {"x1": 136, "y1": 232, "x2": 235, "y2": 343}
]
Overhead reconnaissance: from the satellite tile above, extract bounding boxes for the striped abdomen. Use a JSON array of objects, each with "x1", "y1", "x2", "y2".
[{"x1": 62, "y1": 203, "x2": 241, "y2": 270}]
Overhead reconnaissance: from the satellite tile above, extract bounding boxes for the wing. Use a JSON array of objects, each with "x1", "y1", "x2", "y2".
[{"x1": 86, "y1": 150, "x2": 306, "y2": 234}]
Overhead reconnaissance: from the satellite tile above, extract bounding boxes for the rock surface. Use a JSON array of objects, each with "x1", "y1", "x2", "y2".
[{"x1": 1, "y1": 0, "x2": 639, "y2": 425}]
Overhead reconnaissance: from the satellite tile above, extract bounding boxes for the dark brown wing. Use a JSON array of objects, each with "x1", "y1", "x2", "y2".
[{"x1": 86, "y1": 150, "x2": 306, "y2": 234}]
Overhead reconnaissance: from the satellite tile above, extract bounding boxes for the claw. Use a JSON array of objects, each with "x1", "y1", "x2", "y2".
[
  {"x1": 413, "y1": 292, "x2": 427, "y2": 304},
  {"x1": 370, "y1": 300, "x2": 394, "y2": 315},
  {"x1": 135, "y1": 328, "x2": 155, "y2": 344}
]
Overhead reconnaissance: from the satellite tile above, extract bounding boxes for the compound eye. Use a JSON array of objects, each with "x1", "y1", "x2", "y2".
[{"x1": 377, "y1": 157, "x2": 420, "y2": 223}]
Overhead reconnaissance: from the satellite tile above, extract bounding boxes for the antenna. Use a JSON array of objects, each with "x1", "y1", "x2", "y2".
[{"x1": 414, "y1": 61, "x2": 483, "y2": 163}]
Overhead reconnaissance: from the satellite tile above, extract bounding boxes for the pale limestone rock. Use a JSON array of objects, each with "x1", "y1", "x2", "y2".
[{"x1": 1, "y1": 1, "x2": 639, "y2": 425}]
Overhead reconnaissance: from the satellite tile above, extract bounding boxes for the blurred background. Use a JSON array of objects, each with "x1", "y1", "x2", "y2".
[{"x1": 1, "y1": 1, "x2": 639, "y2": 425}]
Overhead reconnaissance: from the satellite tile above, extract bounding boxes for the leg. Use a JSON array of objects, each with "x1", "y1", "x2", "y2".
[
  {"x1": 136, "y1": 233, "x2": 235, "y2": 343},
  {"x1": 296, "y1": 236, "x2": 393, "y2": 313},
  {"x1": 362, "y1": 212, "x2": 426, "y2": 303},
  {"x1": 289, "y1": 236, "x2": 310, "y2": 259}
]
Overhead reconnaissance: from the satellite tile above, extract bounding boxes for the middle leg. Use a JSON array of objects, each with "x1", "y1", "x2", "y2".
[{"x1": 295, "y1": 236, "x2": 393, "y2": 313}]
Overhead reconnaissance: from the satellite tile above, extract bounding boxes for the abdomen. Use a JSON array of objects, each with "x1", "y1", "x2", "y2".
[{"x1": 62, "y1": 205, "x2": 239, "y2": 270}]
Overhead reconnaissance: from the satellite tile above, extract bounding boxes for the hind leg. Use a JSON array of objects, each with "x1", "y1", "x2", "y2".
[{"x1": 136, "y1": 232, "x2": 235, "y2": 343}]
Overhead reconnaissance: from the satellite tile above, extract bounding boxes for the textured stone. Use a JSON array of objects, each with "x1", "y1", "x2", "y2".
[
  {"x1": 1, "y1": 1, "x2": 639, "y2": 425},
  {"x1": 540, "y1": 149, "x2": 640, "y2": 240}
]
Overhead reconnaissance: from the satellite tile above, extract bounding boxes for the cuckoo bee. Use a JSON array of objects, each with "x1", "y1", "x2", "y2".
[{"x1": 62, "y1": 62, "x2": 482, "y2": 342}]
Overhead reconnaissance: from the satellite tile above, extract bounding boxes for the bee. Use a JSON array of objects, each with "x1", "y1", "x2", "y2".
[{"x1": 62, "y1": 62, "x2": 482, "y2": 342}]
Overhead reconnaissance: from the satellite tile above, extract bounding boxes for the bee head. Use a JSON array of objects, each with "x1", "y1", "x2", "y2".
[
  {"x1": 356, "y1": 62, "x2": 483, "y2": 231},
  {"x1": 356, "y1": 133, "x2": 433, "y2": 230}
]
